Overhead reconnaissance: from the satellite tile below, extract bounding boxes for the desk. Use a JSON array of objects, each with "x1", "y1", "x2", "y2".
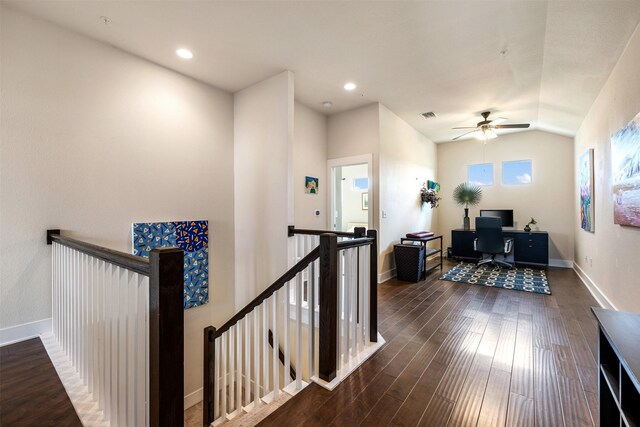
[
  {"x1": 451, "y1": 229, "x2": 548, "y2": 268},
  {"x1": 400, "y1": 235, "x2": 443, "y2": 277}
]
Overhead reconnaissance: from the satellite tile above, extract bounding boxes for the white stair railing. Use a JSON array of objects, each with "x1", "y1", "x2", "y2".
[
  {"x1": 47, "y1": 230, "x2": 184, "y2": 427},
  {"x1": 204, "y1": 226, "x2": 377, "y2": 426}
]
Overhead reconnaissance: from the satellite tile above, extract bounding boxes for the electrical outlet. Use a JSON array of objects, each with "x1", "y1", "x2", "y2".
[{"x1": 382, "y1": 210, "x2": 387, "y2": 218}]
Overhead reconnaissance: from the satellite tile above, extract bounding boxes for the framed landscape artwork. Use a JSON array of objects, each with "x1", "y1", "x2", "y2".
[
  {"x1": 611, "y1": 112, "x2": 640, "y2": 228},
  {"x1": 579, "y1": 149, "x2": 594, "y2": 232},
  {"x1": 132, "y1": 220, "x2": 209, "y2": 309}
]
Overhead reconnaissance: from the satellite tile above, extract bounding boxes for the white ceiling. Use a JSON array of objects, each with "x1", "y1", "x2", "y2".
[{"x1": 5, "y1": 1, "x2": 640, "y2": 142}]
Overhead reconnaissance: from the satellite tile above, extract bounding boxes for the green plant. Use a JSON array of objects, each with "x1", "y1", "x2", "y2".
[
  {"x1": 452, "y1": 183, "x2": 482, "y2": 208},
  {"x1": 527, "y1": 217, "x2": 537, "y2": 226}
]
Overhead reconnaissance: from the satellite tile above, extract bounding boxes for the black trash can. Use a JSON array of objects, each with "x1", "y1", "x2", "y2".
[{"x1": 394, "y1": 244, "x2": 425, "y2": 282}]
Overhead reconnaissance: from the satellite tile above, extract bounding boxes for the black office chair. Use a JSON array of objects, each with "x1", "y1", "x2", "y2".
[{"x1": 474, "y1": 217, "x2": 514, "y2": 268}]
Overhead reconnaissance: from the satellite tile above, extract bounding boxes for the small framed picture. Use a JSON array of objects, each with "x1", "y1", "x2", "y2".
[
  {"x1": 305, "y1": 176, "x2": 319, "y2": 194},
  {"x1": 362, "y1": 192, "x2": 369, "y2": 210}
]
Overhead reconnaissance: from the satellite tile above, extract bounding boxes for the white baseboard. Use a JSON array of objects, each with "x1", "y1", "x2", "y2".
[
  {"x1": 573, "y1": 262, "x2": 617, "y2": 310},
  {"x1": 185, "y1": 387, "x2": 202, "y2": 409},
  {"x1": 378, "y1": 268, "x2": 396, "y2": 283},
  {"x1": 0, "y1": 318, "x2": 52, "y2": 347},
  {"x1": 549, "y1": 258, "x2": 573, "y2": 268}
]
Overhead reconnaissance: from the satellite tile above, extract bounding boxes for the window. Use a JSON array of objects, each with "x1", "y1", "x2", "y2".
[
  {"x1": 502, "y1": 160, "x2": 532, "y2": 185},
  {"x1": 467, "y1": 163, "x2": 493, "y2": 186},
  {"x1": 353, "y1": 177, "x2": 368, "y2": 191}
]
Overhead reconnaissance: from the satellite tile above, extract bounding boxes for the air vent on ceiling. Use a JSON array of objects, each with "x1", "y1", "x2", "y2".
[{"x1": 421, "y1": 112, "x2": 437, "y2": 119}]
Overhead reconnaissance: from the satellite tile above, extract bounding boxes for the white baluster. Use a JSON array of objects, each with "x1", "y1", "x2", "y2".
[
  {"x1": 229, "y1": 325, "x2": 235, "y2": 413},
  {"x1": 254, "y1": 305, "x2": 260, "y2": 406},
  {"x1": 343, "y1": 250, "x2": 350, "y2": 364},
  {"x1": 73, "y1": 250, "x2": 79, "y2": 368},
  {"x1": 350, "y1": 248, "x2": 357, "y2": 357},
  {"x1": 109, "y1": 266, "x2": 118, "y2": 424},
  {"x1": 52, "y1": 243, "x2": 57, "y2": 340},
  {"x1": 126, "y1": 271, "x2": 137, "y2": 426},
  {"x1": 244, "y1": 312, "x2": 250, "y2": 407},
  {"x1": 295, "y1": 271, "x2": 302, "y2": 390},
  {"x1": 308, "y1": 263, "x2": 315, "y2": 378},
  {"x1": 358, "y1": 247, "x2": 365, "y2": 348},
  {"x1": 272, "y1": 292, "x2": 279, "y2": 399},
  {"x1": 337, "y1": 251, "x2": 343, "y2": 368},
  {"x1": 136, "y1": 274, "x2": 147, "y2": 426},
  {"x1": 88, "y1": 256, "x2": 94, "y2": 395},
  {"x1": 82, "y1": 253, "x2": 88, "y2": 386},
  {"x1": 284, "y1": 282, "x2": 290, "y2": 387},
  {"x1": 104, "y1": 262, "x2": 111, "y2": 420},
  {"x1": 221, "y1": 331, "x2": 228, "y2": 417},
  {"x1": 214, "y1": 336, "x2": 220, "y2": 420},
  {"x1": 262, "y1": 301, "x2": 268, "y2": 399},
  {"x1": 118, "y1": 268, "x2": 128, "y2": 425},
  {"x1": 237, "y1": 319, "x2": 242, "y2": 411},
  {"x1": 364, "y1": 245, "x2": 370, "y2": 343}
]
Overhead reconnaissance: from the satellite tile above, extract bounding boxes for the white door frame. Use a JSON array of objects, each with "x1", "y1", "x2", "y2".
[{"x1": 327, "y1": 154, "x2": 374, "y2": 232}]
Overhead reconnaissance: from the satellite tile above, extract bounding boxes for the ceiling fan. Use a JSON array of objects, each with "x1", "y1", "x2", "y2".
[{"x1": 452, "y1": 111, "x2": 530, "y2": 141}]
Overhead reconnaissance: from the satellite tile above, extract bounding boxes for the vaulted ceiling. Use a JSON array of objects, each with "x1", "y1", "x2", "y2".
[{"x1": 6, "y1": 1, "x2": 640, "y2": 142}]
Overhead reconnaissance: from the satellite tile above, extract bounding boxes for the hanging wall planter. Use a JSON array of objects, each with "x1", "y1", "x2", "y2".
[{"x1": 420, "y1": 180, "x2": 441, "y2": 209}]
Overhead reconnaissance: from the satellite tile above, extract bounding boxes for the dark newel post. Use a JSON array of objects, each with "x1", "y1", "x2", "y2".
[
  {"x1": 149, "y1": 248, "x2": 184, "y2": 427},
  {"x1": 203, "y1": 326, "x2": 216, "y2": 427},
  {"x1": 288, "y1": 225, "x2": 295, "y2": 237},
  {"x1": 319, "y1": 233, "x2": 338, "y2": 382},
  {"x1": 46, "y1": 229, "x2": 61, "y2": 245},
  {"x1": 367, "y1": 229, "x2": 378, "y2": 342},
  {"x1": 353, "y1": 226, "x2": 366, "y2": 238}
]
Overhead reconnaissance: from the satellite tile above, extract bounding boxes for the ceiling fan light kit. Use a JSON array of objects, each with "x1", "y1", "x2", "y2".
[{"x1": 453, "y1": 111, "x2": 530, "y2": 141}]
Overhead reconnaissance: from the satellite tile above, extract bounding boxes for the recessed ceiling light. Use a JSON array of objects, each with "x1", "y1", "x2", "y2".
[
  {"x1": 343, "y1": 82, "x2": 356, "y2": 91},
  {"x1": 176, "y1": 48, "x2": 193, "y2": 59},
  {"x1": 322, "y1": 101, "x2": 333, "y2": 108}
]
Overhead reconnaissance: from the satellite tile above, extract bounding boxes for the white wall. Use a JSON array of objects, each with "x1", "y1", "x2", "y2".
[
  {"x1": 328, "y1": 103, "x2": 438, "y2": 281},
  {"x1": 327, "y1": 103, "x2": 380, "y2": 231},
  {"x1": 293, "y1": 101, "x2": 327, "y2": 228},
  {"x1": 234, "y1": 71, "x2": 294, "y2": 309},
  {"x1": 437, "y1": 130, "x2": 574, "y2": 265},
  {"x1": 379, "y1": 105, "x2": 438, "y2": 279},
  {"x1": 574, "y1": 22, "x2": 640, "y2": 311},
  {"x1": 0, "y1": 6, "x2": 236, "y2": 404}
]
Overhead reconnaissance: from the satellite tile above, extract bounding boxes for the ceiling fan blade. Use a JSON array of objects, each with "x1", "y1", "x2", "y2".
[
  {"x1": 493, "y1": 123, "x2": 530, "y2": 129},
  {"x1": 452, "y1": 126, "x2": 478, "y2": 129},
  {"x1": 491, "y1": 117, "x2": 507, "y2": 125},
  {"x1": 452, "y1": 129, "x2": 479, "y2": 140}
]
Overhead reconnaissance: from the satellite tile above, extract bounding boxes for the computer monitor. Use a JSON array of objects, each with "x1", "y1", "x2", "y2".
[{"x1": 480, "y1": 209, "x2": 514, "y2": 227}]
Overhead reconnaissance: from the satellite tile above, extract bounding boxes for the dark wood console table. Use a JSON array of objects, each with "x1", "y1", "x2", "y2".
[
  {"x1": 451, "y1": 228, "x2": 549, "y2": 268},
  {"x1": 400, "y1": 235, "x2": 443, "y2": 278},
  {"x1": 592, "y1": 308, "x2": 640, "y2": 427}
]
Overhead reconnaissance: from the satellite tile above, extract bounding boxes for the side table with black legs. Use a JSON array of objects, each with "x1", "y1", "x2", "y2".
[{"x1": 400, "y1": 235, "x2": 443, "y2": 279}]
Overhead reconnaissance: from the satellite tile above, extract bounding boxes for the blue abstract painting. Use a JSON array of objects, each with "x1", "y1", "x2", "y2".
[{"x1": 132, "y1": 220, "x2": 209, "y2": 309}]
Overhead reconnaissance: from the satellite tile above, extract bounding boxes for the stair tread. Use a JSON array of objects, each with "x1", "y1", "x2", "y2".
[{"x1": 224, "y1": 392, "x2": 292, "y2": 427}]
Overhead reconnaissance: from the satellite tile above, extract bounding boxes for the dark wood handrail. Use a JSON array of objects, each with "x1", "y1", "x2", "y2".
[
  {"x1": 47, "y1": 230, "x2": 150, "y2": 276},
  {"x1": 288, "y1": 225, "x2": 366, "y2": 238},
  {"x1": 212, "y1": 247, "x2": 320, "y2": 340},
  {"x1": 336, "y1": 237, "x2": 374, "y2": 250}
]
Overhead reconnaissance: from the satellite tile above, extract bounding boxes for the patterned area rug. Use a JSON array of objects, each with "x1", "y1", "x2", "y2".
[{"x1": 441, "y1": 262, "x2": 551, "y2": 295}]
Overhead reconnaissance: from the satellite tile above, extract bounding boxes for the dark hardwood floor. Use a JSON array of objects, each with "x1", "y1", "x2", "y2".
[
  {"x1": 259, "y1": 261, "x2": 599, "y2": 427},
  {"x1": 0, "y1": 337, "x2": 81, "y2": 426}
]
